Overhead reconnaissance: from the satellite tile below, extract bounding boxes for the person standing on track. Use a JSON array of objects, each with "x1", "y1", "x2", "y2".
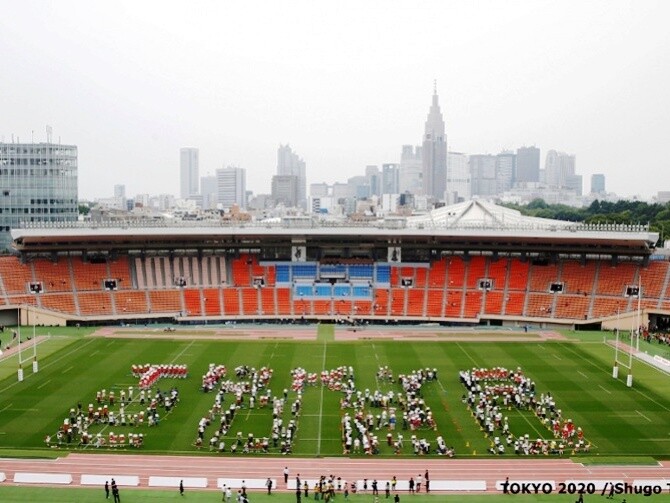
[
  {"x1": 424, "y1": 470, "x2": 429, "y2": 493},
  {"x1": 105, "y1": 480, "x2": 110, "y2": 499},
  {"x1": 284, "y1": 466, "x2": 289, "y2": 485},
  {"x1": 267, "y1": 477, "x2": 273, "y2": 495},
  {"x1": 180, "y1": 479, "x2": 184, "y2": 496}
]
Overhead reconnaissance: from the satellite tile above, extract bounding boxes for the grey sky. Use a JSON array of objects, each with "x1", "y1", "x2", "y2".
[{"x1": 1, "y1": 0, "x2": 668, "y2": 200}]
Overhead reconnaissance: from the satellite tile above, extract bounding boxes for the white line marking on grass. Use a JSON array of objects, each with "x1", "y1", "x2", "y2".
[
  {"x1": 598, "y1": 385, "x2": 612, "y2": 395},
  {"x1": 90, "y1": 351, "x2": 99, "y2": 356},
  {"x1": 577, "y1": 371, "x2": 588, "y2": 379},
  {"x1": 636, "y1": 410, "x2": 652, "y2": 422},
  {"x1": 455, "y1": 342, "x2": 479, "y2": 367},
  {"x1": 437, "y1": 379, "x2": 446, "y2": 393},
  {"x1": 37, "y1": 379, "x2": 52, "y2": 390},
  {"x1": 0, "y1": 403, "x2": 12, "y2": 414},
  {"x1": 170, "y1": 340, "x2": 195, "y2": 364},
  {"x1": 553, "y1": 354, "x2": 562, "y2": 360},
  {"x1": 0, "y1": 339, "x2": 96, "y2": 394},
  {"x1": 106, "y1": 341, "x2": 115, "y2": 347},
  {"x1": 639, "y1": 438, "x2": 670, "y2": 441},
  {"x1": 561, "y1": 344, "x2": 670, "y2": 414},
  {"x1": 316, "y1": 341, "x2": 327, "y2": 457},
  {"x1": 62, "y1": 366, "x2": 73, "y2": 374}
]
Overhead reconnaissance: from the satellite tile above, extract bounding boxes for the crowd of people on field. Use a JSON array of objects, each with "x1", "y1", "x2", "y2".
[{"x1": 459, "y1": 366, "x2": 590, "y2": 455}]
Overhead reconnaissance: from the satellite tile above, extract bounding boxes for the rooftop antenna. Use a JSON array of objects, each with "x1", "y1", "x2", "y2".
[{"x1": 434, "y1": 79, "x2": 437, "y2": 94}]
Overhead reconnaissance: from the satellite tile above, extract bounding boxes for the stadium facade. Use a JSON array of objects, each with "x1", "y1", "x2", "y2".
[{"x1": 1, "y1": 200, "x2": 668, "y2": 330}]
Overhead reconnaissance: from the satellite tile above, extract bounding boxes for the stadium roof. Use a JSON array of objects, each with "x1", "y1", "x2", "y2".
[{"x1": 10, "y1": 200, "x2": 658, "y2": 257}]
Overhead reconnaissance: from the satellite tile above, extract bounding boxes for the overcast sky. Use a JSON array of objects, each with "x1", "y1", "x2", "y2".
[{"x1": 1, "y1": 0, "x2": 669, "y2": 200}]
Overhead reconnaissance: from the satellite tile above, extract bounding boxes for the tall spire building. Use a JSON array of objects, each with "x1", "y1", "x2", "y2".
[{"x1": 422, "y1": 83, "x2": 447, "y2": 200}]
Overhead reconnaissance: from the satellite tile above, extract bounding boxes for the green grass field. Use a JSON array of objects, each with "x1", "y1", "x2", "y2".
[{"x1": 0, "y1": 325, "x2": 669, "y2": 460}]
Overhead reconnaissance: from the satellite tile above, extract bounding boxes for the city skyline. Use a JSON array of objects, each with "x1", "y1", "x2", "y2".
[{"x1": 1, "y1": 1, "x2": 668, "y2": 200}]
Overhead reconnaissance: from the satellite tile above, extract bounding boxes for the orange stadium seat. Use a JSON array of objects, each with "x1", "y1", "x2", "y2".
[
  {"x1": 596, "y1": 262, "x2": 638, "y2": 296},
  {"x1": 260, "y1": 287, "x2": 276, "y2": 315},
  {"x1": 114, "y1": 291, "x2": 148, "y2": 314},
  {"x1": 591, "y1": 297, "x2": 629, "y2": 319},
  {"x1": 390, "y1": 288, "x2": 405, "y2": 316},
  {"x1": 445, "y1": 257, "x2": 466, "y2": 288},
  {"x1": 425, "y1": 288, "x2": 444, "y2": 317},
  {"x1": 466, "y1": 256, "x2": 487, "y2": 288},
  {"x1": 444, "y1": 290, "x2": 461, "y2": 317},
  {"x1": 427, "y1": 259, "x2": 447, "y2": 287},
  {"x1": 528, "y1": 263, "x2": 558, "y2": 292},
  {"x1": 0, "y1": 256, "x2": 33, "y2": 295},
  {"x1": 183, "y1": 289, "x2": 202, "y2": 316},
  {"x1": 78, "y1": 292, "x2": 113, "y2": 316},
  {"x1": 463, "y1": 290, "x2": 483, "y2": 318},
  {"x1": 373, "y1": 289, "x2": 389, "y2": 316},
  {"x1": 202, "y1": 288, "x2": 221, "y2": 315},
  {"x1": 108, "y1": 258, "x2": 132, "y2": 290},
  {"x1": 312, "y1": 300, "x2": 330, "y2": 316},
  {"x1": 554, "y1": 294, "x2": 590, "y2": 320},
  {"x1": 40, "y1": 293, "x2": 77, "y2": 314},
  {"x1": 639, "y1": 260, "x2": 669, "y2": 299},
  {"x1": 561, "y1": 261, "x2": 597, "y2": 295},
  {"x1": 71, "y1": 258, "x2": 108, "y2": 292},
  {"x1": 483, "y1": 291, "x2": 504, "y2": 315},
  {"x1": 487, "y1": 259, "x2": 508, "y2": 290},
  {"x1": 507, "y1": 259, "x2": 530, "y2": 291},
  {"x1": 504, "y1": 292, "x2": 525, "y2": 316},
  {"x1": 276, "y1": 288, "x2": 291, "y2": 315},
  {"x1": 148, "y1": 290, "x2": 182, "y2": 314},
  {"x1": 33, "y1": 258, "x2": 72, "y2": 292},
  {"x1": 406, "y1": 288, "x2": 425, "y2": 316},
  {"x1": 353, "y1": 300, "x2": 371, "y2": 316},
  {"x1": 525, "y1": 293, "x2": 554, "y2": 318},
  {"x1": 222, "y1": 288, "x2": 241, "y2": 315},
  {"x1": 241, "y1": 287, "x2": 259, "y2": 315}
]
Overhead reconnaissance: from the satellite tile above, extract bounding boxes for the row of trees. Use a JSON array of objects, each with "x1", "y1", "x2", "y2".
[{"x1": 506, "y1": 199, "x2": 670, "y2": 245}]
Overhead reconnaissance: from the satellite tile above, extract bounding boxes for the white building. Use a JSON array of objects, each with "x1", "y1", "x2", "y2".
[
  {"x1": 180, "y1": 147, "x2": 199, "y2": 199},
  {"x1": 216, "y1": 166, "x2": 246, "y2": 209},
  {"x1": 446, "y1": 152, "x2": 470, "y2": 204}
]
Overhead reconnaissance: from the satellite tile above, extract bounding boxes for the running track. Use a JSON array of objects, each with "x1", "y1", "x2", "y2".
[{"x1": 1, "y1": 454, "x2": 669, "y2": 492}]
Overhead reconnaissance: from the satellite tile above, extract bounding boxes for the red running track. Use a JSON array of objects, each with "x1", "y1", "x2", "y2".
[{"x1": 1, "y1": 454, "x2": 669, "y2": 492}]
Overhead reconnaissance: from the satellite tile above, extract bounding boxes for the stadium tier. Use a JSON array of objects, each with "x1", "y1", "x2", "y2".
[
  {"x1": 4, "y1": 200, "x2": 667, "y2": 326},
  {"x1": 1, "y1": 253, "x2": 669, "y2": 325}
]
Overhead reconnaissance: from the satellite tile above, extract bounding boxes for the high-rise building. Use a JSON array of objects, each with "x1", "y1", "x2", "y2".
[
  {"x1": 180, "y1": 147, "x2": 199, "y2": 199},
  {"x1": 271, "y1": 175, "x2": 299, "y2": 207},
  {"x1": 515, "y1": 146, "x2": 540, "y2": 184},
  {"x1": 446, "y1": 152, "x2": 470, "y2": 204},
  {"x1": 381, "y1": 163, "x2": 400, "y2": 195},
  {"x1": 200, "y1": 175, "x2": 218, "y2": 210},
  {"x1": 114, "y1": 184, "x2": 126, "y2": 199},
  {"x1": 399, "y1": 145, "x2": 422, "y2": 194},
  {"x1": 545, "y1": 150, "x2": 576, "y2": 188},
  {"x1": 216, "y1": 166, "x2": 246, "y2": 209},
  {"x1": 0, "y1": 141, "x2": 78, "y2": 249},
  {"x1": 495, "y1": 151, "x2": 516, "y2": 194},
  {"x1": 422, "y1": 85, "x2": 447, "y2": 200},
  {"x1": 591, "y1": 174, "x2": 606, "y2": 195},
  {"x1": 469, "y1": 154, "x2": 497, "y2": 197},
  {"x1": 365, "y1": 165, "x2": 381, "y2": 197},
  {"x1": 277, "y1": 144, "x2": 306, "y2": 209}
]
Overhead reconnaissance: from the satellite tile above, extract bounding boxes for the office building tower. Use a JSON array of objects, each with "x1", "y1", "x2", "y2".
[
  {"x1": 277, "y1": 144, "x2": 306, "y2": 209},
  {"x1": 365, "y1": 165, "x2": 381, "y2": 197},
  {"x1": 495, "y1": 151, "x2": 516, "y2": 194},
  {"x1": 422, "y1": 85, "x2": 447, "y2": 200},
  {"x1": 446, "y1": 152, "x2": 470, "y2": 204},
  {"x1": 545, "y1": 150, "x2": 576, "y2": 188},
  {"x1": 469, "y1": 154, "x2": 497, "y2": 197},
  {"x1": 515, "y1": 146, "x2": 540, "y2": 184},
  {"x1": 591, "y1": 174, "x2": 606, "y2": 195},
  {"x1": 114, "y1": 184, "x2": 126, "y2": 199},
  {"x1": 399, "y1": 145, "x2": 422, "y2": 194},
  {"x1": 310, "y1": 183, "x2": 330, "y2": 198},
  {"x1": 0, "y1": 141, "x2": 78, "y2": 249},
  {"x1": 381, "y1": 163, "x2": 400, "y2": 195},
  {"x1": 565, "y1": 174, "x2": 583, "y2": 196},
  {"x1": 272, "y1": 175, "x2": 299, "y2": 207},
  {"x1": 180, "y1": 147, "x2": 199, "y2": 199},
  {"x1": 216, "y1": 166, "x2": 246, "y2": 209},
  {"x1": 200, "y1": 175, "x2": 218, "y2": 210}
]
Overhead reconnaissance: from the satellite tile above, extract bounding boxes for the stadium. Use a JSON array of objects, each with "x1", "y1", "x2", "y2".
[{"x1": 1, "y1": 199, "x2": 670, "y2": 502}]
